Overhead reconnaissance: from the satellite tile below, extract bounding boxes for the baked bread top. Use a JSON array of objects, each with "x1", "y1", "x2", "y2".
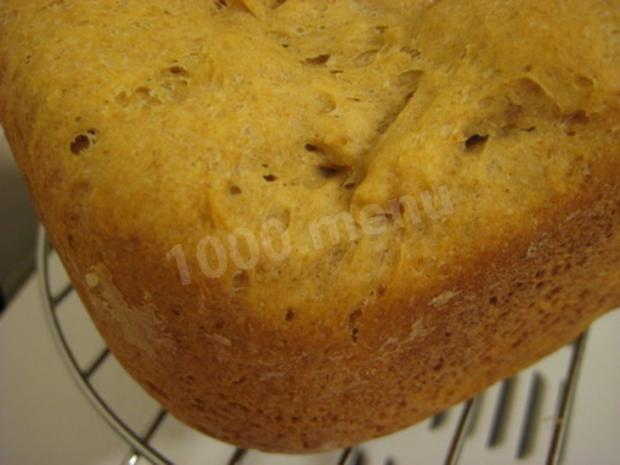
[
  {"x1": 1, "y1": 0, "x2": 619, "y2": 452},
  {"x1": 1, "y1": 0, "x2": 617, "y2": 325}
]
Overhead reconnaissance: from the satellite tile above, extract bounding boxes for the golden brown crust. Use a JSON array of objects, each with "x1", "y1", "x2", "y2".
[{"x1": 1, "y1": 0, "x2": 619, "y2": 452}]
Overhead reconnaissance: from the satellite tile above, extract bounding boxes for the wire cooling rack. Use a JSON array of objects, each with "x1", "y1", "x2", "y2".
[{"x1": 37, "y1": 228, "x2": 589, "y2": 465}]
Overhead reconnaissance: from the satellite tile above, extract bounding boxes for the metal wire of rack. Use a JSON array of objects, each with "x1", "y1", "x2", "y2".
[{"x1": 36, "y1": 228, "x2": 588, "y2": 465}]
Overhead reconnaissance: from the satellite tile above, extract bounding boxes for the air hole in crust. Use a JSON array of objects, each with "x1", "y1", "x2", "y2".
[
  {"x1": 464, "y1": 134, "x2": 489, "y2": 153},
  {"x1": 263, "y1": 174, "x2": 278, "y2": 182},
  {"x1": 318, "y1": 165, "x2": 348, "y2": 179},
  {"x1": 348, "y1": 309, "x2": 362, "y2": 342},
  {"x1": 285, "y1": 308, "x2": 295, "y2": 322},
  {"x1": 304, "y1": 54, "x2": 330, "y2": 65},
  {"x1": 229, "y1": 185, "x2": 242, "y2": 195},
  {"x1": 166, "y1": 65, "x2": 190, "y2": 77},
  {"x1": 70, "y1": 134, "x2": 93, "y2": 155}
]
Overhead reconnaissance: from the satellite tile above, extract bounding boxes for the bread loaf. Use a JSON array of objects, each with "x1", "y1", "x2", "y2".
[{"x1": 1, "y1": 0, "x2": 619, "y2": 453}]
